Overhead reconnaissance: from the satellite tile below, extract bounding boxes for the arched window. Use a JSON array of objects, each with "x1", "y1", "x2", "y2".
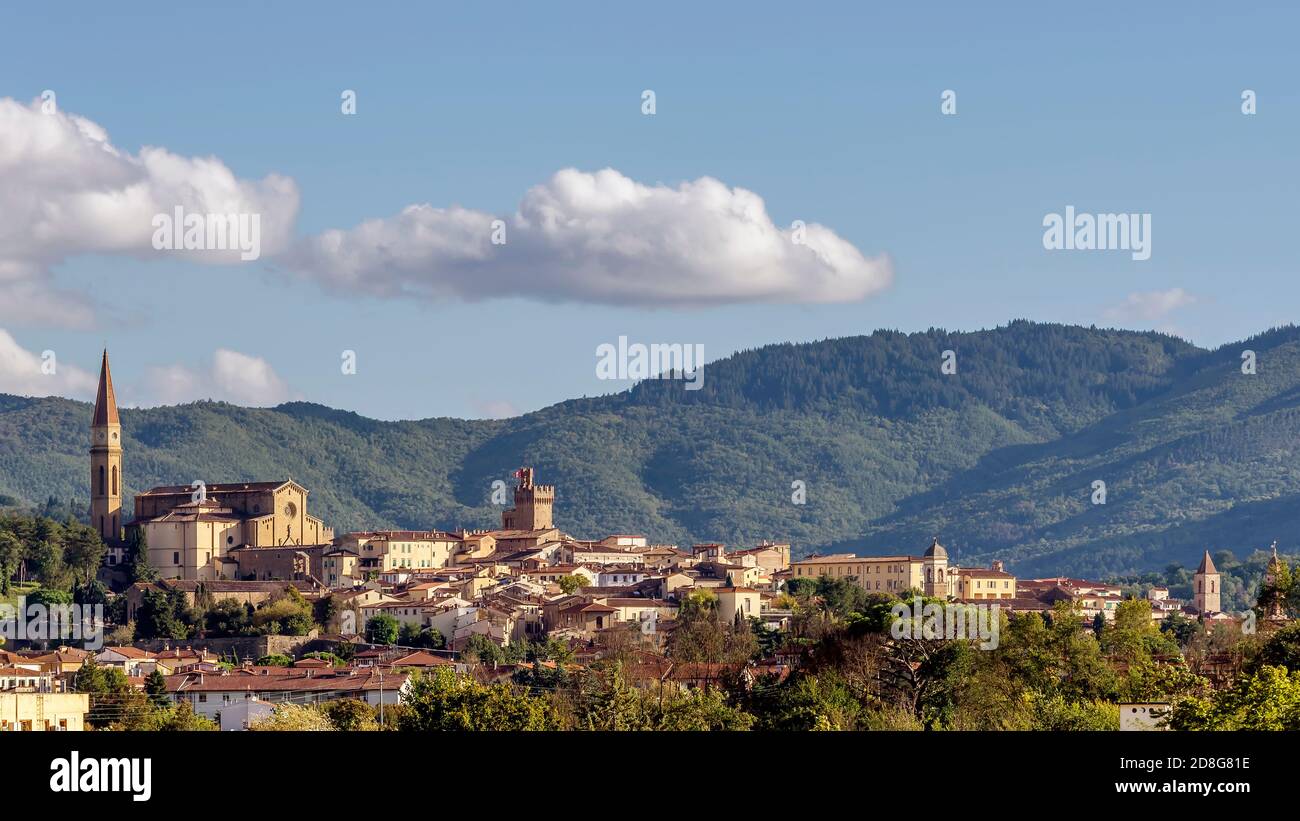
[
  {"x1": 98, "y1": 465, "x2": 105, "y2": 495},
  {"x1": 111, "y1": 466, "x2": 118, "y2": 496}
]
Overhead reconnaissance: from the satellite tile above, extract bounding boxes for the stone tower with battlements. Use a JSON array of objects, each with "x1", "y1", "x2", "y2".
[{"x1": 502, "y1": 467, "x2": 554, "y2": 531}]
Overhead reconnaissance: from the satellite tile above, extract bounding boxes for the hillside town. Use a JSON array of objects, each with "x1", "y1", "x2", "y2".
[{"x1": 1, "y1": 351, "x2": 1296, "y2": 733}]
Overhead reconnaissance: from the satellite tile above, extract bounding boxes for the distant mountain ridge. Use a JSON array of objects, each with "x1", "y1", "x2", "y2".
[{"x1": 3, "y1": 320, "x2": 1300, "y2": 577}]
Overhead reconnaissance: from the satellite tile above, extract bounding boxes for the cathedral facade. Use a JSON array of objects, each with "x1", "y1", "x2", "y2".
[{"x1": 92, "y1": 352, "x2": 333, "y2": 581}]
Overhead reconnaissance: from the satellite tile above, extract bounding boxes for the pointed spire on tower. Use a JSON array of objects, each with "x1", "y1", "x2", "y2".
[
  {"x1": 1196, "y1": 550, "x2": 1217, "y2": 575},
  {"x1": 92, "y1": 349, "x2": 119, "y2": 426}
]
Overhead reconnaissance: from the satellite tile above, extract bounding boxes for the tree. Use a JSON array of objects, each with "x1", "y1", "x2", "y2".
[
  {"x1": 462, "y1": 633, "x2": 504, "y2": 666},
  {"x1": 365, "y1": 614, "x2": 399, "y2": 645},
  {"x1": 205, "y1": 598, "x2": 253, "y2": 637},
  {"x1": 126, "y1": 530, "x2": 157, "y2": 583},
  {"x1": 399, "y1": 667, "x2": 558, "y2": 731},
  {"x1": 1250, "y1": 621, "x2": 1300, "y2": 673},
  {"x1": 61, "y1": 523, "x2": 105, "y2": 586},
  {"x1": 321, "y1": 698, "x2": 379, "y2": 731},
  {"x1": 0, "y1": 530, "x2": 20, "y2": 596},
  {"x1": 398, "y1": 622, "x2": 446, "y2": 650},
  {"x1": 136, "y1": 587, "x2": 194, "y2": 640},
  {"x1": 1029, "y1": 693, "x2": 1119, "y2": 730},
  {"x1": 750, "y1": 671, "x2": 864, "y2": 731},
  {"x1": 557, "y1": 575, "x2": 585, "y2": 595},
  {"x1": 656, "y1": 688, "x2": 755, "y2": 731},
  {"x1": 249, "y1": 703, "x2": 335, "y2": 731},
  {"x1": 314, "y1": 594, "x2": 338, "y2": 630},
  {"x1": 140, "y1": 700, "x2": 217, "y2": 731},
  {"x1": 256, "y1": 654, "x2": 294, "y2": 667},
  {"x1": 1160, "y1": 611, "x2": 1200, "y2": 646},
  {"x1": 74, "y1": 659, "x2": 150, "y2": 729},
  {"x1": 145, "y1": 669, "x2": 169, "y2": 707},
  {"x1": 251, "y1": 587, "x2": 314, "y2": 636},
  {"x1": 1168, "y1": 665, "x2": 1300, "y2": 730}
]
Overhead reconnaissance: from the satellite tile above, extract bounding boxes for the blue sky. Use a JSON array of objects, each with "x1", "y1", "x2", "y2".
[{"x1": 1, "y1": 1, "x2": 1296, "y2": 420}]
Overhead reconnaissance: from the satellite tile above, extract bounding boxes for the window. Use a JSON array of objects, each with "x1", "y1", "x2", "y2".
[
  {"x1": 111, "y1": 465, "x2": 118, "y2": 496},
  {"x1": 173, "y1": 552, "x2": 180, "y2": 565},
  {"x1": 199, "y1": 694, "x2": 207, "y2": 703},
  {"x1": 98, "y1": 465, "x2": 105, "y2": 495}
]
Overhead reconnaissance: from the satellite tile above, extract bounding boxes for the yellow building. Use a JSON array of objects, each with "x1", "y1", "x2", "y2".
[
  {"x1": 791, "y1": 554, "x2": 926, "y2": 594},
  {"x1": 789, "y1": 540, "x2": 993, "y2": 600},
  {"x1": 716, "y1": 587, "x2": 762, "y2": 625},
  {"x1": 322, "y1": 547, "x2": 361, "y2": 587},
  {"x1": 336, "y1": 530, "x2": 460, "y2": 573},
  {"x1": 957, "y1": 562, "x2": 1017, "y2": 599},
  {"x1": 132, "y1": 482, "x2": 333, "y2": 580},
  {"x1": 0, "y1": 693, "x2": 90, "y2": 731}
]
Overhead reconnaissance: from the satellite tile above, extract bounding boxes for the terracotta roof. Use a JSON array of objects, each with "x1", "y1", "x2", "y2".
[
  {"x1": 166, "y1": 669, "x2": 407, "y2": 694},
  {"x1": 137, "y1": 481, "x2": 298, "y2": 497},
  {"x1": 1196, "y1": 550, "x2": 1218, "y2": 575}
]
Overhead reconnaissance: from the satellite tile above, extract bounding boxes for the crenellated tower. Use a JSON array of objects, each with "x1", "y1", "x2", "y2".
[{"x1": 502, "y1": 467, "x2": 554, "y2": 531}]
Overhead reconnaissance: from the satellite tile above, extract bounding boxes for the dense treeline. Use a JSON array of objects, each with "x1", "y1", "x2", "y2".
[{"x1": 626, "y1": 321, "x2": 1195, "y2": 432}]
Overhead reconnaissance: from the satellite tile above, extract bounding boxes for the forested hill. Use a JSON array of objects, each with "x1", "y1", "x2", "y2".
[{"x1": 3, "y1": 320, "x2": 1299, "y2": 577}]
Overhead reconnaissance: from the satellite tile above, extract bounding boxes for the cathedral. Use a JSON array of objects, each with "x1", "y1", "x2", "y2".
[{"x1": 91, "y1": 351, "x2": 333, "y2": 581}]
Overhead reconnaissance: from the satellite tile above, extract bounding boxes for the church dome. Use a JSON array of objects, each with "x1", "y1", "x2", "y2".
[{"x1": 924, "y1": 537, "x2": 947, "y2": 560}]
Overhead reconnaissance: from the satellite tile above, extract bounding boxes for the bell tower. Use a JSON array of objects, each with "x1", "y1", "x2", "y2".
[
  {"x1": 90, "y1": 350, "x2": 123, "y2": 544},
  {"x1": 1193, "y1": 550, "x2": 1220, "y2": 615}
]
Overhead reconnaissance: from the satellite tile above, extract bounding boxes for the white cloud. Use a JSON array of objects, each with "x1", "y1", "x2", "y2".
[
  {"x1": 1103, "y1": 288, "x2": 1196, "y2": 323},
  {"x1": 471, "y1": 399, "x2": 521, "y2": 419},
  {"x1": 285, "y1": 168, "x2": 892, "y2": 307},
  {"x1": 0, "y1": 97, "x2": 300, "y2": 328},
  {"x1": 0, "y1": 327, "x2": 289, "y2": 408},
  {"x1": 0, "y1": 329, "x2": 97, "y2": 399},
  {"x1": 142, "y1": 349, "x2": 294, "y2": 407}
]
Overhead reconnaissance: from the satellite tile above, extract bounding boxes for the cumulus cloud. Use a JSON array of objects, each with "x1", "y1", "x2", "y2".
[
  {"x1": 143, "y1": 349, "x2": 295, "y2": 407},
  {"x1": 0, "y1": 328, "x2": 97, "y2": 399},
  {"x1": 1103, "y1": 288, "x2": 1196, "y2": 323},
  {"x1": 285, "y1": 168, "x2": 892, "y2": 307},
  {"x1": 0, "y1": 96, "x2": 300, "y2": 328}
]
